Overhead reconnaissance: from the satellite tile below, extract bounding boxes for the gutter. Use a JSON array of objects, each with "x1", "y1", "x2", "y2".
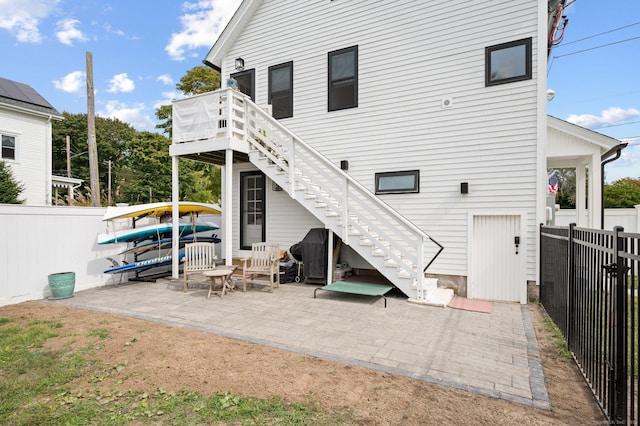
[{"x1": 600, "y1": 143, "x2": 628, "y2": 229}]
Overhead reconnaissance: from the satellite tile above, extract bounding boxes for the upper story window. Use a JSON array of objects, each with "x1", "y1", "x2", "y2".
[
  {"x1": 230, "y1": 69, "x2": 255, "y2": 101},
  {"x1": 1, "y1": 134, "x2": 16, "y2": 160},
  {"x1": 485, "y1": 38, "x2": 532, "y2": 86},
  {"x1": 328, "y1": 45, "x2": 358, "y2": 111},
  {"x1": 268, "y1": 61, "x2": 293, "y2": 119}
]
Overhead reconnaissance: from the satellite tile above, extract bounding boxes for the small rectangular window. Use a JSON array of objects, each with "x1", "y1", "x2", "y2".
[
  {"x1": 268, "y1": 61, "x2": 293, "y2": 119},
  {"x1": 485, "y1": 38, "x2": 532, "y2": 86},
  {"x1": 1, "y1": 134, "x2": 16, "y2": 160},
  {"x1": 328, "y1": 46, "x2": 358, "y2": 111},
  {"x1": 375, "y1": 170, "x2": 420, "y2": 194}
]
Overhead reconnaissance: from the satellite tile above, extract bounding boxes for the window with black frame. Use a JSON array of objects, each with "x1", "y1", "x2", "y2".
[
  {"x1": 1, "y1": 134, "x2": 16, "y2": 160},
  {"x1": 485, "y1": 38, "x2": 532, "y2": 86},
  {"x1": 375, "y1": 170, "x2": 420, "y2": 195},
  {"x1": 328, "y1": 45, "x2": 358, "y2": 111},
  {"x1": 268, "y1": 61, "x2": 293, "y2": 119}
]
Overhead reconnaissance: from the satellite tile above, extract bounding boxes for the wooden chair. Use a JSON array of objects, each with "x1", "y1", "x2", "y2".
[
  {"x1": 183, "y1": 242, "x2": 217, "y2": 292},
  {"x1": 241, "y1": 242, "x2": 280, "y2": 292}
]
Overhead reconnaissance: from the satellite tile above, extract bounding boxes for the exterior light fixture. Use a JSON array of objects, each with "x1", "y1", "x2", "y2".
[
  {"x1": 546, "y1": 89, "x2": 555, "y2": 101},
  {"x1": 235, "y1": 57, "x2": 245, "y2": 71},
  {"x1": 460, "y1": 182, "x2": 469, "y2": 194}
]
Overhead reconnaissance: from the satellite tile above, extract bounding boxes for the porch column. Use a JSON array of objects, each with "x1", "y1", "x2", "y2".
[
  {"x1": 171, "y1": 155, "x2": 180, "y2": 279},
  {"x1": 575, "y1": 163, "x2": 587, "y2": 227},
  {"x1": 589, "y1": 153, "x2": 602, "y2": 229},
  {"x1": 224, "y1": 149, "x2": 233, "y2": 266}
]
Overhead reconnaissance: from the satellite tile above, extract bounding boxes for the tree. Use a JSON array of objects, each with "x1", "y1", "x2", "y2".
[
  {"x1": 52, "y1": 113, "x2": 137, "y2": 205},
  {"x1": 0, "y1": 161, "x2": 24, "y2": 204},
  {"x1": 604, "y1": 177, "x2": 640, "y2": 208}
]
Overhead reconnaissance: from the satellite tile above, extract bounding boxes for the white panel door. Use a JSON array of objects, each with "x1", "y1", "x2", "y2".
[{"x1": 469, "y1": 214, "x2": 524, "y2": 302}]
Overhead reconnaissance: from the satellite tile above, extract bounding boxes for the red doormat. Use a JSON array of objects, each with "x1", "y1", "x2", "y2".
[{"x1": 447, "y1": 296, "x2": 494, "y2": 314}]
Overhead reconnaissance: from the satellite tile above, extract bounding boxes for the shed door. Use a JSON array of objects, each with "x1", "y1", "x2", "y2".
[{"x1": 469, "y1": 214, "x2": 524, "y2": 302}]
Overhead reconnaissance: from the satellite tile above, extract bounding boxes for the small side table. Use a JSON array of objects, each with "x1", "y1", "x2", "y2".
[{"x1": 203, "y1": 269, "x2": 234, "y2": 299}]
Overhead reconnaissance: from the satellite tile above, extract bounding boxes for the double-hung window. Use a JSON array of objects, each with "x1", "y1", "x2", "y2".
[
  {"x1": 328, "y1": 45, "x2": 358, "y2": 111},
  {"x1": 1, "y1": 134, "x2": 16, "y2": 160},
  {"x1": 485, "y1": 38, "x2": 532, "y2": 86},
  {"x1": 268, "y1": 61, "x2": 293, "y2": 119}
]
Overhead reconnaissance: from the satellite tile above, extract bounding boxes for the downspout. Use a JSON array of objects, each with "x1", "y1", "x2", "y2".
[{"x1": 600, "y1": 143, "x2": 628, "y2": 229}]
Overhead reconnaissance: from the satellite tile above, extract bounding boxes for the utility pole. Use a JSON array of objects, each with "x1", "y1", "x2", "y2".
[
  {"x1": 65, "y1": 135, "x2": 71, "y2": 178},
  {"x1": 86, "y1": 51, "x2": 100, "y2": 207},
  {"x1": 107, "y1": 160, "x2": 112, "y2": 206}
]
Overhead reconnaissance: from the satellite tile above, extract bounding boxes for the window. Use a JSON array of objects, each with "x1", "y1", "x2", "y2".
[
  {"x1": 328, "y1": 46, "x2": 358, "y2": 111},
  {"x1": 485, "y1": 38, "x2": 532, "y2": 86},
  {"x1": 230, "y1": 69, "x2": 255, "y2": 101},
  {"x1": 268, "y1": 61, "x2": 293, "y2": 119},
  {"x1": 375, "y1": 170, "x2": 420, "y2": 195},
  {"x1": 1, "y1": 134, "x2": 16, "y2": 160},
  {"x1": 240, "y1": 171, "x2": 265, "y2": 250}
]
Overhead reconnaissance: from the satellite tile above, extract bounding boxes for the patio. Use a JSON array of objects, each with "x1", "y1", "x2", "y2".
[{"x1": 45, "y1": 277, "x2": 550, "y2": 409}]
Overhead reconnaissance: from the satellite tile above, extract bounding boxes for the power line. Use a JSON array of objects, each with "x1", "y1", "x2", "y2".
[
  {"x1": 556, "y1": 20, "x2": 640, "y2": 47},
  {"x1": 552, "y1": 35, "x2": 640, "y2": 59}
]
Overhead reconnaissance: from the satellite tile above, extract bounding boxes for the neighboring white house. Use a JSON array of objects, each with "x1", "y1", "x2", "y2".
[
  {"x1": 0, "y1": 77, "x2": 64, "y2": 205},
  {"x1": 170, "y1": 0, "x2": 583, "y2": 304}
]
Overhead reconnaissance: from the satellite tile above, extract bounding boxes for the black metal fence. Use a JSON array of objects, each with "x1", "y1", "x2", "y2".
[{"x1": 540, "y1": 224, "x2": 640, "y2": 424}]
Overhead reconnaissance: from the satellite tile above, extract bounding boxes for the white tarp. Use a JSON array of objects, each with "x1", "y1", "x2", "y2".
[{"x1": 172, "y1": 93, "x2": 221, "y2": 143}]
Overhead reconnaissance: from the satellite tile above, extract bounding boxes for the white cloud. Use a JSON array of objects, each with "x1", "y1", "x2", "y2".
[
  {"x1": 566, "y1": 107, "x2": 640, "y2": 129},
  {"x1": 55, "y1": 18, "x2": 87, "y2": 46},
  {"x1": 107, "y1": 73, "x2": 135, "y2": 93},
  {"x1": 0, "y1": 0, "x2": 60, "y2": 43},
  {"x1": 53, "y1": 70, "x2": 85, "y2": 93},
  {"x1": 165, "y1": 0, "x2": 242, "y2": 61},
  {"x1": 157, "y1": 74, "x2": 174, "y2": 85},
  {"x1": 98, "y1": 100, "x2": 155, "y2": 131}
]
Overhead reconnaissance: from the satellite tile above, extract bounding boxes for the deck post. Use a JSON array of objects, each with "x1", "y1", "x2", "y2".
[{"x1": 171, "y1": 155, "x2": 180, "y2": 279}]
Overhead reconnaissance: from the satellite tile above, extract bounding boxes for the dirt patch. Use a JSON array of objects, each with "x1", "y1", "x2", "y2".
[{"x1": 0, "y1": 301, "x2": 605, "y2": 425}]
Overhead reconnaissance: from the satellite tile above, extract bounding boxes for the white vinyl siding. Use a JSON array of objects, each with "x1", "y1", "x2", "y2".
[
  {"x1": 224, "y1": 0, "x2": 540, "y2": 280},
  {"x1": 0, "y1": 108, "x2": 52, "y2": 205}
]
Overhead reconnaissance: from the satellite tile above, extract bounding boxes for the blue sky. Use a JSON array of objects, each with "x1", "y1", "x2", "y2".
[
  {"x1": 0, "y1": 0, "x2": 638, "y2": 183},
  {"x1": 547, "y1": 0, "x2": 640, "y2": 182}
]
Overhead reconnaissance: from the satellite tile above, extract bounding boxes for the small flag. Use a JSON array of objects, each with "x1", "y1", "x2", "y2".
[{"x1": 548, "y1": 172, "x2": 559, "y2": 194}]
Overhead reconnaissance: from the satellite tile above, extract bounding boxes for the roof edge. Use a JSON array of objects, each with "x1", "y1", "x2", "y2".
[
  {"x1": 0, "y1": 100, "x2": 63, "y2": 120},
  {"x1": 547, "y1": 115, "x2": 619, "y2": 151},
  {"x1": 203, "y1": 0, "x2": 264, "y2": 69}
]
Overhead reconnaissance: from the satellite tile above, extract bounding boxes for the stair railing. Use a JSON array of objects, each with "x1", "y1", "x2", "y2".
[{"x1": 222, "y1": 88, "x2": 443, "y2": 295}]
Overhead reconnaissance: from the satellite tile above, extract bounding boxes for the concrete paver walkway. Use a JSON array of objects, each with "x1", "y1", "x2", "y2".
[{"x1": 47, "y1": 278, "x2": 550, "y2": 410}]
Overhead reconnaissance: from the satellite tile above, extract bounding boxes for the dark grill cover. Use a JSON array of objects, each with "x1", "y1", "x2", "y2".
[{"x1": 289, "y1": 228, "x2": 328, "y2": 280}]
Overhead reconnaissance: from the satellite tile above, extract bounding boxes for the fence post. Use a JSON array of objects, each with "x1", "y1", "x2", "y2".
[
  {"x1": 567, "y1": 223, "x2": 575, "y2": 347},
  {"x1": 612, "y1": 225, "x2": 626, "y2": 423}
]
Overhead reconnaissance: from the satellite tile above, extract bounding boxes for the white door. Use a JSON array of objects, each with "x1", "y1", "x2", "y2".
[{"x1": 469, "y1": 214, "x2": 525, "y2": 302}]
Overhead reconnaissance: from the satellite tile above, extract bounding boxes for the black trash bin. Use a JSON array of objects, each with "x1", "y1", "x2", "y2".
[{"x1": 289, "y1": 228, "x2": 328, "y2": 284}]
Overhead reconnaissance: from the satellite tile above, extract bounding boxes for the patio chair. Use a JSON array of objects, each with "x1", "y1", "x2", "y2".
[
  {"x1": 241, "y1": 242, "x2": 280, "y2": 292},
  {"x1": 183, "y1": 242, "x2": 218, "y2": 292}
]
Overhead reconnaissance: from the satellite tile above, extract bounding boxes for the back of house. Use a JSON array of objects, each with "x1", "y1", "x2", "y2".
[{"x1": 172, "y1": 0, "x2": 553, "y2": 303}]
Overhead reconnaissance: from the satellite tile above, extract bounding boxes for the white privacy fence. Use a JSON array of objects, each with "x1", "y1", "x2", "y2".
[
  {"x1": 555, "y1": 206, "x2": 640, "y2": 232},
  {"x1": 0, "y1": 205, "x2": 121, "y2": 306}
]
